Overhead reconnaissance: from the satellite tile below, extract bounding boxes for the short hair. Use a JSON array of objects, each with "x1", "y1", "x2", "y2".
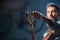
[{"x1": 46, "y1": 3, "x2": 59, "y2": 12}]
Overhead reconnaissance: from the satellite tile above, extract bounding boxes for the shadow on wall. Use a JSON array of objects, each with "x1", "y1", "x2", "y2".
[{"x1": 0, "y1": 0, "x2": 31, "y2": 36}]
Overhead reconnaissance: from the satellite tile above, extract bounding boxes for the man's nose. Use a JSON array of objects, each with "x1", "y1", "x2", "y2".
[{"x1": 50, "y1": 12, "x2": 52, "y2": 16}]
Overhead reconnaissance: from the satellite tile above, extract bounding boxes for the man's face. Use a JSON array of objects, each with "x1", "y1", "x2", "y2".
[{"x1": 46, "y1": 6, "x2": 58, "y2": 20}]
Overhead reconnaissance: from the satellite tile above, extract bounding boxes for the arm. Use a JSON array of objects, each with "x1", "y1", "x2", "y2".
[
  {"x1": 32, "y1": 11, "x2": 54, "y2": 27},
  {"x1": 32, "y1": 11, "x2": 60, "y2": 31},
  {"x1": 39, "y1": 14, "x2": 60, "y2": 31}
]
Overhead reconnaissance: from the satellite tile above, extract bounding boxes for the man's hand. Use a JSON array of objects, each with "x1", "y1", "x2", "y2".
[
  {"x1": 32, "y1": 11, "x2": 42, "y2": 19},
  {"x1": 25, "y1": 12, "x2": 33, "y2": 30}
]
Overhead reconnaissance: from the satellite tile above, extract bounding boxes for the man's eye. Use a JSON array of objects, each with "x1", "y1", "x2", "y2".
[
  {"x1": 52, "y1": 10, "x2": 57, "y2": 12},
  {"x1": 47, "y1": 11, "x2": 50, "y2": 13}
]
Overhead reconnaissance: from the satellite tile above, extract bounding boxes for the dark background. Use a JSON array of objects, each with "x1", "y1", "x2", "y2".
[{"x1": 0, "y1": 0, "x2": 60, "y2": 40}]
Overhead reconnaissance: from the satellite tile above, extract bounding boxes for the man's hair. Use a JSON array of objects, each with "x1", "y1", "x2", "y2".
[{"x1": 46, "y1": 3, "x2": 59, "y2": 12}]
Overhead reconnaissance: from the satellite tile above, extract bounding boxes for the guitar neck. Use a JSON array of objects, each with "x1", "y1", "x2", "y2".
[
  {"x1": 26, "y1": 12, "x2": 36, "y2": 40},
  {"x1": 30, "y1": 29, "x2": 36, "y2": 40}
]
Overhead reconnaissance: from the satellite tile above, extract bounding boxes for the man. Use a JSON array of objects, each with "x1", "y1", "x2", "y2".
[
  {"x1": 43, "y1": 3, "x2": 60, "y2": 40},
  {"x1": 32, "y1": 3, "x2": 60, "y2": 40}
]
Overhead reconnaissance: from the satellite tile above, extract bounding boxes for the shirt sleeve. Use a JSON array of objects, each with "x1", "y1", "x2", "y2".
[{"x1": 48, "y1": 20, "x2": 60, "y2": 33}]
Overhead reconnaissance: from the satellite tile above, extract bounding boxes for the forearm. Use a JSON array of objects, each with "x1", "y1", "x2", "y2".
[{"x1": 40, "y1": 15, "x2": 54, "y2": 27}]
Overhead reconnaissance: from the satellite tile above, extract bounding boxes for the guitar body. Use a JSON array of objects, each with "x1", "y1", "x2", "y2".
[{"x1": 43, "y1": 29, "x2": 53, "y2": 40}]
